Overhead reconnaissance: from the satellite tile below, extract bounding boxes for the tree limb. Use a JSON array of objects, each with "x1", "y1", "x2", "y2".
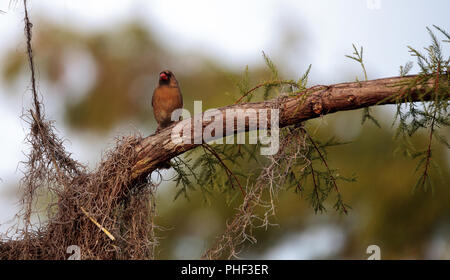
[{"x1": 132, "y1": 74, "x2": 443, "y2": 180}]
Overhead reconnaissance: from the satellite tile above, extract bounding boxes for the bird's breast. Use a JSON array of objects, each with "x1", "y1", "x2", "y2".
[{"x1": 152, "y1": 86, "x2": 183, "y2": 125}]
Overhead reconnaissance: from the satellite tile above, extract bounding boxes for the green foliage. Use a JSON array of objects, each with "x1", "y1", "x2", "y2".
[
  {"x1": 362, "y1": 107, "x2": 381, "y2": 128},
  {"x1": 295, "y1": 130, "x2": 354, "y2": 214},
  {"x1": 262, "y1": 51, "x2": 279, "y2": 80},
  {"x1": 346, "y1": 44, "x2": 381, "y2": 128},
  {"x1": 171, "y1": 157, "x2": 199, "y2": 201},
  {"x1": 399, "y1": 61, "x2": 414, "y2": 77},
  {"x1": 234, "y1": 65, "x2": 251, "y2": 102},
  {"x1": 297, "y1": 64, "x2": 312, "y2": 91},
  {"x1": 345, "y1": 43, "x2": 368, "y2": 81},
  {"x1": 395, "y1": 26, "x2": 450, "y2": 193}
]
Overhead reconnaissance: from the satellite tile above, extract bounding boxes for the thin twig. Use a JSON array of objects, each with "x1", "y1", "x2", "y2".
[
  {"x1": 420, "y1": 63, "x2": 441, "y2": 188},
  {"x1": 202, "y1": 143, "x2": 246, "y2": 197},
  {"x1": 303, "y1": 129, "x2": 348, "y2": 214},
  {"x1": 80, "y1": 207, "x2": 116, "y2": 241},
  {"x1": 234, "y1": 80, "x2": 298, "y2": 104},
  {"x1": 23, "y1": 0, "x2": 40, "y2": 119}
]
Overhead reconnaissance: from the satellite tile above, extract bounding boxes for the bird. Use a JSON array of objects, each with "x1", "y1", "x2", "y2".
[
  {"x1": 152, "y1": 70, "x2": 183, "y2": 133},
  {"x1": 151, "y1": 70, "x2": 183, "y2": 170}
]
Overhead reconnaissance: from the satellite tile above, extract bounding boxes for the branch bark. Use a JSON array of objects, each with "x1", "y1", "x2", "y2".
[{"x1": 132, "y1": 75, "x2": 442, "y2": 180}]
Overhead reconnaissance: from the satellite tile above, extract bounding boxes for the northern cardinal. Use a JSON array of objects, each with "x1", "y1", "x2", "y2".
[
  {"x1": 151, "y1": 70, "x2": 183, "y2": 170},
  {"x1": 152, "y1": 70, "x2": 183, "y2": 133}
]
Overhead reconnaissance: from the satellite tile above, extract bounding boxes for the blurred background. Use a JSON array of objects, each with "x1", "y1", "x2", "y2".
[{"x1": 0, "y1": 0, "x2": 449, "y2": 259}]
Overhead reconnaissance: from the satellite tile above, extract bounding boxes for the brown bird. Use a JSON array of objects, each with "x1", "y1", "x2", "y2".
[{"x1": 152, "y1": 70, "x2": 183, "y2": 133}]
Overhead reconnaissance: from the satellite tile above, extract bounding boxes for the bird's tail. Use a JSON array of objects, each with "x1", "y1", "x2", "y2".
[{"x1": 155, "y1": 122, "x2": 174, "y2": 134}]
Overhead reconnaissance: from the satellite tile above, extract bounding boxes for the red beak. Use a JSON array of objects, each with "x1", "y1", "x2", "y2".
[{"x1": 160, "y1": 73, "x2": 168, "y2": 80}]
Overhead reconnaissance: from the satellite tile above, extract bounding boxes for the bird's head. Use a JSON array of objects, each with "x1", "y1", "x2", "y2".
[{"x1": 158, "y1": 70, "x2": 176, "y2": 86}]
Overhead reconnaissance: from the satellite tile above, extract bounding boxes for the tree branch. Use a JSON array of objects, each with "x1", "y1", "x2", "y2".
[{"x1": 132, "y1": 75, "x2": 443, "y2": 180}]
